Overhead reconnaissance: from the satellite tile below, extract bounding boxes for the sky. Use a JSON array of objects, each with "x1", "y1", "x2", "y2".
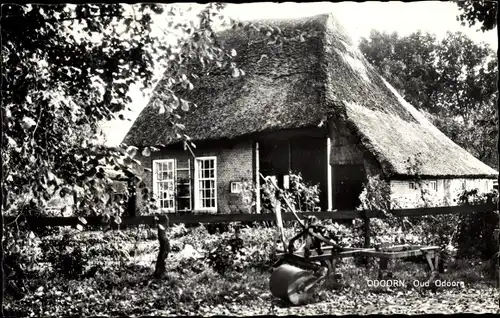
[{"x1": 101, "y1": 1, "x2": 498, "y2": 146}]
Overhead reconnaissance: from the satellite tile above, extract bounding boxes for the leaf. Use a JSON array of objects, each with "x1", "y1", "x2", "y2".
[
  {"x1": 231, "y1": 49, "x2": 237, "y2": 57},
  {"x1": 181, "y1": 100, "x2": 189, "y2": 111},
  {"x1": 232, "y1": 68, "x2": 240, "y2": 78},
  {"x1": 114, "y1": 216, "x2": 122, "y2": 225},
  {"x1": 47, "y1": 171, "x2": 56, "y2": 181},
  {"x1": 142, "y1": 147, "x2": 151, "y2": 157},
  {"x1": 78, "y1": 216, "x2": 87, "y2": 225},
  {"x1": 126, "y1": 146, "x2": 138, "y2": 157},
  {"x1": 76, "y1": 224, "x2": 84, "y2": 231},
  {"x1": 159, "y1": 106, "x2": 165, "y2": 115},
  {"x1": 102, "y1": 213, "x2": 110, "y2": 223},
  {"x1": 6, "y1": 136, "x2": 17, "y2": 148},
  {"x1": 22, "y1": 117, "x2": 36, "y2": 129}
]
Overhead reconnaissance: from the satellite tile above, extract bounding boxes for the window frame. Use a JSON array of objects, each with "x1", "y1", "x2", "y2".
[
  {"x1": 429, "y1": 181, "x2": 437, "y2": 191},
  {"x1": 194, "y1": 156, "x2": 217, "y2": 212},
  {"x1": 409, "y1": 182, "x2": 417, "y2": 190},
  {"x1": 230, "y1": 181, "x2": 242, "y2": 194},
  {"x1": 152, "y1": 159, "x2": 176, "y2": 212}
]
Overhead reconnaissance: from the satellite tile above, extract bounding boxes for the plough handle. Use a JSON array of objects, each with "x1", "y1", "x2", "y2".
[{"x1": 260, "y1": 173, "x2": 339, "y2": 248}]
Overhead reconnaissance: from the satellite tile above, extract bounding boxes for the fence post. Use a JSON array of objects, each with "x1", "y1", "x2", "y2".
[{"x1": 364, "y1": 215, "x2": 371, "y2": 248}]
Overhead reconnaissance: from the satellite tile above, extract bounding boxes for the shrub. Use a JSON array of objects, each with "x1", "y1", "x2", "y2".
[
  {"x1": 357, "y1": 174, "x2": 393, "y2": 213},
  {"x1": 356, "y1": 174, "x2": 462, "y2": 252},
  {"x1": 261, "y1": 172, "x2": 320, "y2": 213},
  {"x1": 206, "y1": 231, "x2": 244, "y2": 274},
  {"x1": 39, "y1": 229, "x2": 91, "y2": 278},
  {"x1": 456, "y1": 189, "x2": 499, "y2": 259},
  {"x1": 4, "y1": 227, "x2": 43, "y2": 299}
]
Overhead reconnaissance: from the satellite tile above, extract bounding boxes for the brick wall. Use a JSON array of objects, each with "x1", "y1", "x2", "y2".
[{"x1": 134, "y1": 140, "x2": 254, "y2": 214}]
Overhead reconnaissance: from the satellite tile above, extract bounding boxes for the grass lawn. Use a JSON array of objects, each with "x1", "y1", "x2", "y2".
[{"x1": 4, "y1": 225, "x2": 500, "y2": 316}]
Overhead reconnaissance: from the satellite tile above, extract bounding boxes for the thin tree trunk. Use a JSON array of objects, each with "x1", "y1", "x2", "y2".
[
  {"x1": 1, "y1": 194, "x2": 5, "y2": 317},
  {"x1": 154, "y1": 223, "x2": 170, "y2": 278}
]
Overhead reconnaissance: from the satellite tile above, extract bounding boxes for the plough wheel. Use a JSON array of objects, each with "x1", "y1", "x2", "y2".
[{"x1": 269, "y1": 264, "x2": 317, "y2": 305}]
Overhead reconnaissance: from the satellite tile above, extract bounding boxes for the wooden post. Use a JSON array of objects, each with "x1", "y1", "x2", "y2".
[
  {"x1": 274, "y1": 199, "x2": 286, "y2": 251},
  {"x1": 327, "y1": 137, "x2": 332, "y2": 211},
  {"x1": 364, "y1": 217, "x2": 371, "y2": 248},
  {"x1": 255, "y1": 141, "x2": 261, "y2": 214},
  {"x1": 362, "y1": 216, "x2": 371, "y2": 267},
  {"x1": 127, "y1": 178, "x2": 137, "y2": 217},
  {"x1": 288, "y1": 139, "x2": 292, "y2": 172},
  {"x1": 378, "y1": 258, "x2": 388, "y2": 279}
]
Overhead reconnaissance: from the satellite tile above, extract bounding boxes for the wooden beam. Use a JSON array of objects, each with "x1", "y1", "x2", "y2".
[
  {"x1": 288, "y1": 139, "x2": 292, "y2": 172},
  {"x1": 255, "y1": 141, "x2": 261, "y2": 214},
  {"x1": 327, "y1": 137, "x2": 333, "y2": 211},
  {"x1": 5, "y1": 203, "x2": 496, "y2": 228}
]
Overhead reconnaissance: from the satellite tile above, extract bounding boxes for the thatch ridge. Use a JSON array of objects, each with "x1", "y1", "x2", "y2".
[{"x1": 123, "y1": 13, "x2": 497, "y2": 178}]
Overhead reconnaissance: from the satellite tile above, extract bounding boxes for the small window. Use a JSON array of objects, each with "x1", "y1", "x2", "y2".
[
  {"x1": 230, "y1": 181, "x2": 242, "y2": 194},
  {"x1": 430, "y1": 181, "x2": 437, "y2": 191},
  {"x1": 461, "y1": 181, "x2": 466, "y2": 190},
  {"x1": 409, "y1": 182, "x2": 416, "y2": 190}
]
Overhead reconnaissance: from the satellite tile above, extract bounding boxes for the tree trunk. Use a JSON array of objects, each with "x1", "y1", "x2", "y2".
[{"x1": 154, "y1": 224, "x2": 170, "y2": 278}]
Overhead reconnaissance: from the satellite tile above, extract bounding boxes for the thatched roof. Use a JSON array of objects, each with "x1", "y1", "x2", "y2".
[{"x1": 123, "y1": 13, "x2": 497, "y2": 178}]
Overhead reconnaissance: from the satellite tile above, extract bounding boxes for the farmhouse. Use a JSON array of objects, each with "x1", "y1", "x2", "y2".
[{"x1": 123, "y1": 13, "x2": 497, "y2": 213}]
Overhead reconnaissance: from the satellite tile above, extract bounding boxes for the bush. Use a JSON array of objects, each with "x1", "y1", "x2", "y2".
[
  {"x1": 206, "y1": 231, "x2": 244, "y2": 274},
  {"x1": 456, "y1": 189, "x2": 499, "y2": 259},
  {"x1": 4, "y1": 227, "x2": 43, "y2": 299},
  {"x1": 39, "y1": 229, "x2": 91, "y2": 278},
  {"x1": 261, "y1": 172, "x2": 320, "y2": 213}
]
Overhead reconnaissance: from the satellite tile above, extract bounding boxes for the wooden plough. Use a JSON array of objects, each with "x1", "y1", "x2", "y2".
[{"x1": 262, "y1": 174, "x2": 441, "y2": 305}]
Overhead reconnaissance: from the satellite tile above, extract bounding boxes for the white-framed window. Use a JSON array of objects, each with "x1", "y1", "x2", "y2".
[
  {"x1": 461, "y1": 181, "x2": 467, "y2": 190},
  {"x1": 152, "y1": 159, "x2": 176, "y2": 212},
  {"x1": 409, "y1": 182, "x2": 417, "y2": 190},
  {"x1": 194, "y1": 156, "x2": 217, "y2": 212},
  {"x1": 430, "y1": 181, "x2": 437, "y2": 191},
  {"x1": 230, "y1": 181, "x2": 242, "y2": 194}
]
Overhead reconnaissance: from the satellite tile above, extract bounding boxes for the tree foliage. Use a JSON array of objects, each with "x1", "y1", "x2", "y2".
[
  {"x1": 2, "y1": 4, "x2": 164, "y2": 216},
  {"x1": 1, "y1": 2, "x2": 242, "y2": 302},
  {"x1": 455, "y1": 0, "x2": 497, "y2": 32},
  {"x1": 359, "y1": 30, "x2": 498, "y2": 168}
]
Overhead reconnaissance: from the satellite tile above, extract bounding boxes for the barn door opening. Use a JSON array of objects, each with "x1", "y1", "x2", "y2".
[{"x1": 332, "y1": 164, "x2": 366, "y2": 210}]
